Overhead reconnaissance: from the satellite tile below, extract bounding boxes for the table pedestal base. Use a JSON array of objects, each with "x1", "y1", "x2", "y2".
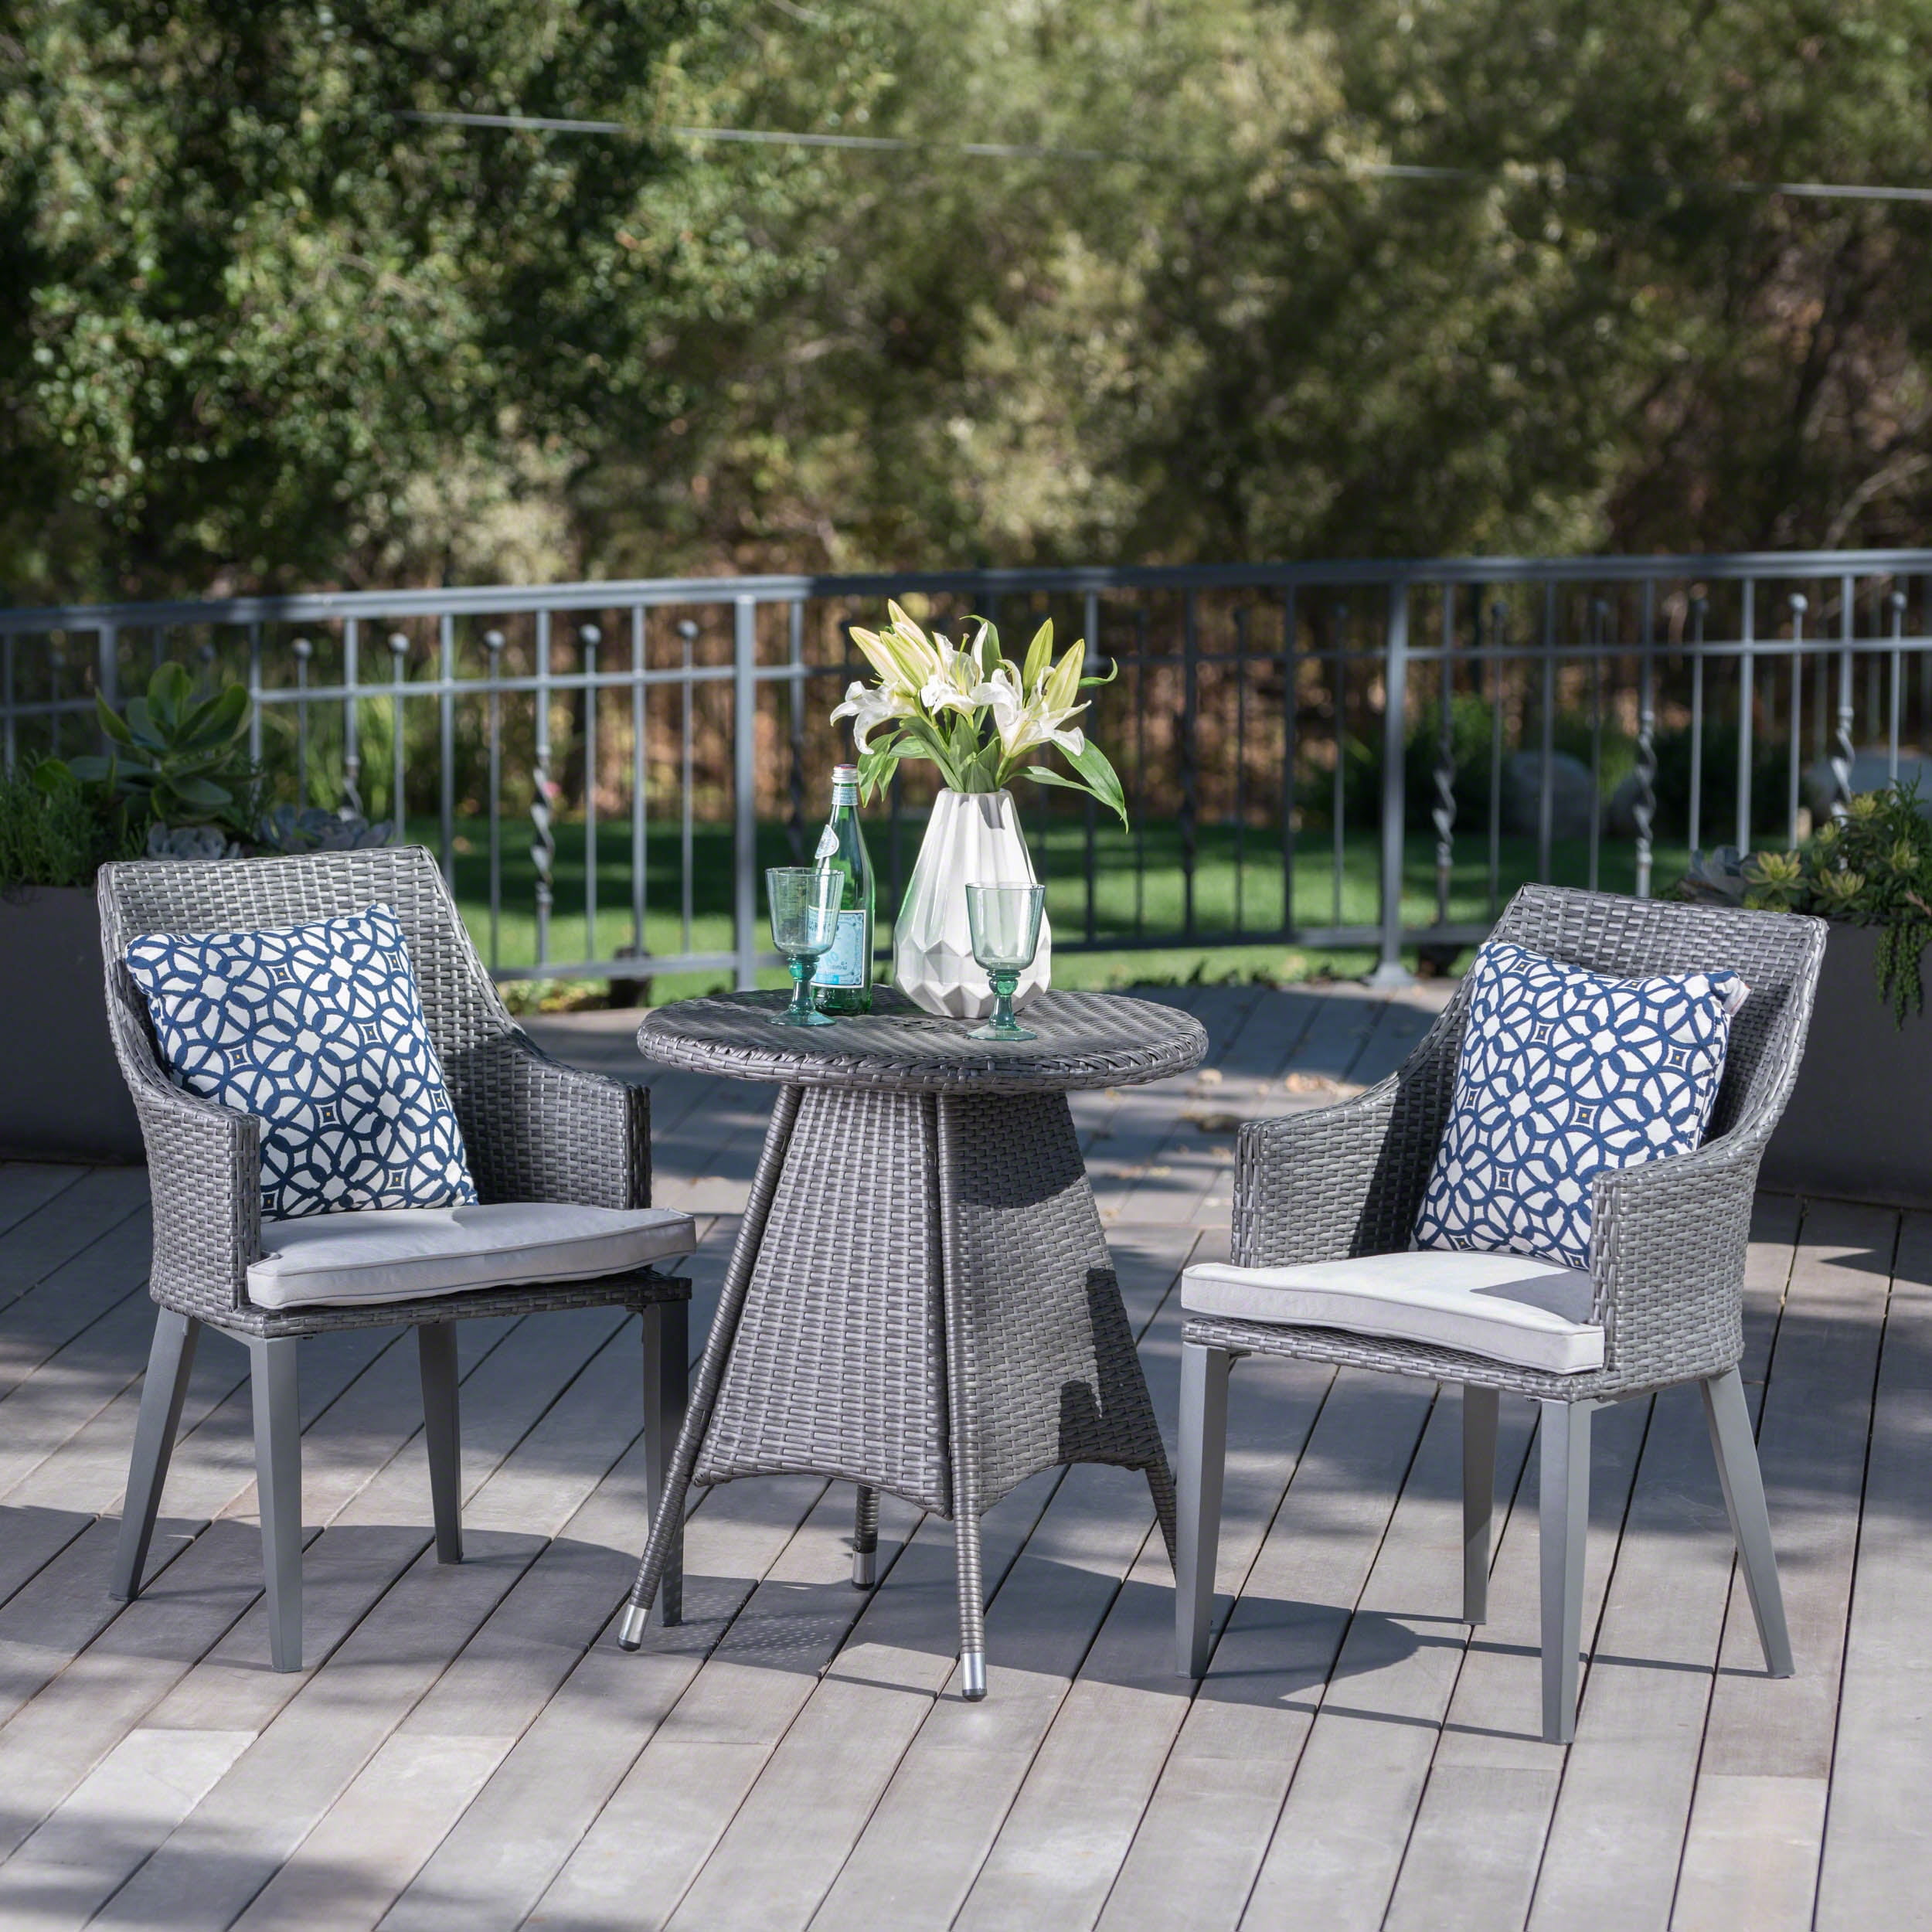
[{"x1": 620, "y1": 1083, "x2": 1175, "y2": 1695}]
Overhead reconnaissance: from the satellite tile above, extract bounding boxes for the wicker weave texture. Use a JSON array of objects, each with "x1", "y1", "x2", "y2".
[
  {"x1": 636, "y1": 986, "x2": 1206, "y2": 1097},
  {"x1": 624, "y1": 993, "x2": 1195, "y2": 1660},
  {"x1": 934, "y1": 1091, "x2": 1170, "y2": 1508},
  {"x1": 1213, "y1": 884, "x2": 1826, "y2": 1401},
  {"x1": 696, "y1": 1087, "x2": 952, "y2": 1508},
  {"x1": 96, "y1": 847, "x2": 675, "y2": 1336}
]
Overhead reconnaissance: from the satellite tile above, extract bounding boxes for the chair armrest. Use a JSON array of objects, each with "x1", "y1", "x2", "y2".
[
  {"x1": 122, "y1": 1048, "x2": 262, "y2": 1321},
  {"x1": 1587, "y1": 1122, "x2": 1765, "y2": 1383},
  {"x1": 451, "y1": 1029, "x2": 650, "y2": 1209},
  {"x1": 1235, "y1": 1077, "x2": 1418, "y2": 1267}
]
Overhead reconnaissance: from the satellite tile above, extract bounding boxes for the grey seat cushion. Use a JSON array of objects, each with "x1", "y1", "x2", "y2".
[
  {"x1": 1181, "y1": 1248, "x2": 1604, "y2": 1375},
  {"x1": 248, "y1": 1202, "x2": 697, "y2": 1310}
]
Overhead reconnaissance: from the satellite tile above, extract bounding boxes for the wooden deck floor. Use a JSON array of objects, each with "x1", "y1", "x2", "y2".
[{"x1": 0, "y1": 980, "x2": 1924, "y2": 1929}]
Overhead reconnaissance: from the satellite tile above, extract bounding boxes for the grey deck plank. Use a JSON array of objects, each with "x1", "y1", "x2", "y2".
[
  {"x1": 1671, "y1": 1201, "x2": 1896, "y2": 1932},
  {"x1": 3, "y1": 1308, "x2": 621, "y2": 1929},
  {"x1": 0, "y1": 1165, "x2": 148, "y2": 1315},
  {"x1": 0, "y1": 1204, "x2": 152, "y2": 1406},
  {"x1": 0, "y1": 1327, "x2": 413, "y2": 1866},
  {"x1": 223, "y1": 1321, "x2": 683, "y2": 1931},
  {"x1": 1106, "y1": 984, "x2": 1426, "y2": 1226},
  {"x1": 1813, "y1": 1209, "x2": 1932, "y2": 1931},
  {"x1": 964, "y1": 1354, "x2": 1432, "y2": 1932},
  {"x1": 663, "y1": 1471, "x2": 1062, "y2": 1932},
  {"x1": 0, "y1": 1164, "x2": 87, "y2": 1243},
  {"x1": 1135, "y1": 1389, "x2": 1536, "y2": 1932},
  {"x1": 1521, "y1": 1210, "x2": 1825, "y2": 1932},
  {"x1": 526, "y1": 1482, "x2": 923, "y2": 1929},
  {"x1": 818, "y1": 1349, "x2": 1334, "y2": 1931},
  {"x1": 0, "y1": 998, "x2": 1917, "y2": 1932},
  {"x1": 373, "y1": 1475, "x2": 831, "y2": 1932},
  {"x1": 668, "y1": 1232, "x2": 1202, "y2": 1932},
  {"x1": 1369, "y1": 1191, "x2": 1801, "y2": 1932}
]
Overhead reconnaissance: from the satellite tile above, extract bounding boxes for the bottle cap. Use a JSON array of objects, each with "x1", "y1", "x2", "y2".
[{"x1": 832, "y1": 764, "x2": 859, "y2": 782}]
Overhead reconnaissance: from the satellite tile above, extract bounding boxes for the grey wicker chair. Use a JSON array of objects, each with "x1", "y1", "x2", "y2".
[
  {"x1": 1174, "y1": 885, "x2": 1827, "y2": 1743},
  {"x1": 97, "y1": 846, "x2": 692, "y2": 1672}
]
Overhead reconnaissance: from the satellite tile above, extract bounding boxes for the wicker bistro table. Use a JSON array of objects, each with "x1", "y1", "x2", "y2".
[{"x1": 614, "y1": 987, "x2": 1208, "y2": 1696}]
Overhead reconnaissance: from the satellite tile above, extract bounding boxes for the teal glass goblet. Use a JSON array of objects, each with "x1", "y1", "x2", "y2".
[
  {"x1": 767, "y1": 867, "x2": 842, "y2": 1026},
  {"x1": 965, "y1": 882, "x2": 1046, "y2": 1042}
]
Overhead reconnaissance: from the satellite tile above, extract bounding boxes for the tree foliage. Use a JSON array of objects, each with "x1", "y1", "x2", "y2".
[{"x1": 4, "y1": 1, "x2": 1931, "y2": 600}]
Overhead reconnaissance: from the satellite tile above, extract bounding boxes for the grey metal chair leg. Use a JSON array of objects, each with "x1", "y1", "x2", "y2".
[
  {"x1": 1463, "y1": 1384, "x2": 1499, "y2": 1626},
  {"x1": 111, "y1": 1311, "x2": 200, "y2": 1602},
  {"x1": 641, "y1": 1299, "x2": 689, "y2": 1623},
  {"x1": 417, "y1": 1321, "x2": 462, "y2": 1564},
  {"x1": 621, "y1": 1090, "x2": 803, "y2": 1653},
  {"x1": 1538, "y1": 1398, "x2": 1591, "y2": 1744},
  {"x1": 249, "y1": 1336, "x2": 304, "y2": 1674},
  {"x1": 1701, "y1": 1367, "x2": 1794, "y2": 1678},
  {"x1": 955, "y1": 1505, "x2": 988, "y2": 1699},
  {"x1": 852, "y1": 1485, "x2": 879, "y2": 1590},
  {"x1": 1175, "y1": 1341, "x2": 1231, "y2": 1679}
]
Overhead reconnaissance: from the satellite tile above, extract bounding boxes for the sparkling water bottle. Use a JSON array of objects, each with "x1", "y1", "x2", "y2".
[{"x1": 812, "y1": 764, "x2": 875, "y2": 1015}]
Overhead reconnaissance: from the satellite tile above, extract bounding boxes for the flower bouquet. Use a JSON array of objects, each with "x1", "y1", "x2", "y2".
[
  {"x1": 834, "y1": 600, "x2": 1128, "y2": 823},
  {"x1": 831, "y1": 600, "x2": 1128, "y2": 1016}
]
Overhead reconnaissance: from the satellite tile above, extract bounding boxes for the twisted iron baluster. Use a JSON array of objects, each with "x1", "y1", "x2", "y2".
[
  {"x1": 1434, "y1": 590, "x2": 1456, "y2": 926},
  {"x1": 1634, "y1": 584, "x2": 1657, "y2": 900}
]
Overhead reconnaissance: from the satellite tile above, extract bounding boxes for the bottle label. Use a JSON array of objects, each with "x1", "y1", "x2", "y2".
[
  {"x1": 816, "y1": 909, "x2": 869, "y2": 986},
  {"x1": 812, "y1": 823, "x2": 840, "y2": 861},
  {"x1": 832, "y1": 781, "x2": 859, "y2": 808}
]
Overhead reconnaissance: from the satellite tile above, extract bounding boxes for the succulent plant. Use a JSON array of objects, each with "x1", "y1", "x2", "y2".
[
  {"x1": 254, "y1": 805, "x2": 396, "y2": 855},
  {"x1": 1679, "y1": 782, "x2": 1932, "y2": 1021},
  {"x1": 1675, "y1": 845, "x2": 1750, "y2": 907},
  {"x1": 60, "y1": 660, "x2": 260, "y2": 837},
  {"x1": 146, "y1": 821, "x2": 242, "y2": 862}
]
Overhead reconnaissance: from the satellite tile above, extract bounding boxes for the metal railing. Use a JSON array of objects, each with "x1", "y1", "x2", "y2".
[{"x1": 5, "y1": 549, "x2": 1931, "y2": 986}]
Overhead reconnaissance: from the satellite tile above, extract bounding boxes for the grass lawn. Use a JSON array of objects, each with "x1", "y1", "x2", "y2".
[{"x1": 410, "y1": 813, "x2": 1694, "y2": 1005}]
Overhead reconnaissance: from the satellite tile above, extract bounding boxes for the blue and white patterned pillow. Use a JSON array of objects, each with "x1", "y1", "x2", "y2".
[
  {"x1": 124, "y1": 903, "x2": 477, "y2": 1223},
  {"x1": 1413, "y1": 940, "x2": 1747, "y2": 1270}
]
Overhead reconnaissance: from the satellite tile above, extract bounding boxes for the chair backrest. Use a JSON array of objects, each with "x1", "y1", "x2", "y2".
[
  {"x1": 1487, "y1": 883, "x2": 1826, "y2": 1144},
  {"x1": 97, "y1": 845, "x2": 514, "y2": 1105}
]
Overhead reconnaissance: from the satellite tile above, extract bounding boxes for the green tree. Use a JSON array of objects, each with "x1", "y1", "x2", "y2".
[{"x1": 0, "y1": 0, "x2": 713, "y2": 596}]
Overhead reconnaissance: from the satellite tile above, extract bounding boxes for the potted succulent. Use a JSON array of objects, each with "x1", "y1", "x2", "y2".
[
  {"x1": 2, "y1": 661, "x2": 391, "y2": 1161},
  {"x1": 835, "y1": 601, "x2": 1126, "y2": 1017},
  {"x1": 1678, "y1": 782, "x2": 1932, "y2": 1206}
]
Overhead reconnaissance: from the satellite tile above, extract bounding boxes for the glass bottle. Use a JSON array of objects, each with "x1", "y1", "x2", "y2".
[{"x1": 811, "y1": 763, "x2": 875, "y2": 1014}]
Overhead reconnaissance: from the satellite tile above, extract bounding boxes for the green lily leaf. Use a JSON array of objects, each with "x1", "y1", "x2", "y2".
[{"x1": 1066, "y1": 736, "x2": 1130, "y2": 828}]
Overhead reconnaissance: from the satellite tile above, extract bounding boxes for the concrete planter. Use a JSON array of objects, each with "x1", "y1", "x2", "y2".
[
  {"x1": 0, "y1": 886, "x2": 143, "y2": 1164},
  {"x1": 1761, "y1": 920, "x2": 1932, "y2": 1208}
]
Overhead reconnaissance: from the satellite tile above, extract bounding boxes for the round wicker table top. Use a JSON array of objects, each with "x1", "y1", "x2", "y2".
[{"x1": 634, "y1": 986, "x2": 1207, "y2": 1097}]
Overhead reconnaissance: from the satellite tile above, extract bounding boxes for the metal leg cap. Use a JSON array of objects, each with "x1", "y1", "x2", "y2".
[
  {"x1": 617, "y1": 1602, "x2": 649, "y2": 1651},
  {"x1": 961, "y1": 1652, "x2": 987, "y2": 1701},
  {"x1": 852, "y1": 1548, "x2": 877, "y2": 1590}
]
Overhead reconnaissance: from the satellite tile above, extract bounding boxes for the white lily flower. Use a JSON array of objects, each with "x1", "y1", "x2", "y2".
[
  {"x1": 830, "y1": 679, "x2": 917, "y2": 751},
  {"x1": 981, "y1": 664, "x2": 1087, "y2": 760},
  {"x1": 920, "y1": 641, "x2": 998, "y2": 717}
]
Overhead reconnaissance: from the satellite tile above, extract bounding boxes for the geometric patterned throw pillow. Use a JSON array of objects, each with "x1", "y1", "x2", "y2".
[
  {"x1": 124, "y1": 903, "x2": 477, "y2": 1223},
  {"x1": 1413, "y1": 939, "x2": 1747, "y2": 1270}
]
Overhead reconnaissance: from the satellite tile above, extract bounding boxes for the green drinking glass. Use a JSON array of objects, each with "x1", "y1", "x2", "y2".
[
  {"x1": 965, "y1": 882, "x2": 1046, "y2": 1042},
  {"x1": 767, "y1": 867, "x2": 843, "y2": 1026}
]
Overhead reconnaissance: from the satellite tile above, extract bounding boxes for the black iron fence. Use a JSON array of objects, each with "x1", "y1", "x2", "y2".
[{"x1": 5, "y1": 551, "x2": 1930, "y2": 985}]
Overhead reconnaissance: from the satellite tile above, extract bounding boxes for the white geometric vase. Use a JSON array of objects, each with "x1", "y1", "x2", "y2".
[{"x1": 892, "y1": 787, "x2": 1052, "y2": 1019}]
